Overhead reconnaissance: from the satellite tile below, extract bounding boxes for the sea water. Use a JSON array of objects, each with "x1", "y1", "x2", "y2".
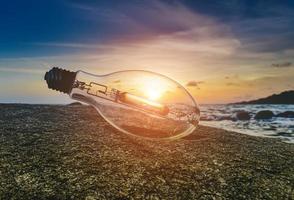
[{"x1": 200, "y1": 104, "x2": 294, "y2": 143}]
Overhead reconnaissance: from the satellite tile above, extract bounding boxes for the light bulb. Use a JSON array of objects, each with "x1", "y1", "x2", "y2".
[{"x1": 44, "y1": 67, "x2": 200, "y2": 140}]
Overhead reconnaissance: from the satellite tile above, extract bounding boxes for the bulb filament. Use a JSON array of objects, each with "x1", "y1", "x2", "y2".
[{"x1": 73, "y1": 80, "x2": 169, "y2": 116}]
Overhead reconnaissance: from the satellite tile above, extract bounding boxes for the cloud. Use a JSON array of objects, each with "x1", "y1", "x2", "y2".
[
  {"x1": 186, "y1": 81, "x2": 204, "y2": 88},
  {"x1": 66, "y1": 0, "x2": 294, "y2": 59},
  {"x1": 226, "y1": 82, "x2": 240, "y2": 86},
  {"x1": 67, "y1": 0, "x2": 240, "y2": 54},
  {"x1": 271, "y1": 62, "x2": 292, "y2": 68},
  {"x1": 32, "y1": 42, "x2": 112, "y2": 50},
  {"x1": 0, "y1": 67, "x2": 44, "y2": 74},
  {"x1": 1, "y1": 1, "x2": 294, "y2": 105}
]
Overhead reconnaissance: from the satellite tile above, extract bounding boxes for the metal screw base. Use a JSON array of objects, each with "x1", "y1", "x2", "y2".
[{"x1": 44, "y1": 67, "x2": 76, "y2": 94}]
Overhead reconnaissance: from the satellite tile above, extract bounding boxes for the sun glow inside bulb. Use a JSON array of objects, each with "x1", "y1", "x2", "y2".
[
  {"x1": 71, "y1": 79, "x2": 168, "y2": 116},
  {"x1": 118, "y1": 92, "x2": 169, "y2": 116},
  {"x1": 45, "y1": 68, "x2": 200, "y2": 140},
  {"x1": 145, "y1": 88, "x2": 161, "y2": 100}
]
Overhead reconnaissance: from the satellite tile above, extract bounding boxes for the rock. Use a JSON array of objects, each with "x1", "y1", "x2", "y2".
[
  {"x1": 254, "y1": 110, "x2": 274, "y2": 120},
  {"x1": 67, "y1": 102, "x2": 83, "y2": 106},
  {"x1": 263, "y1": 127, "x2": 276, "y2": 131},
  {"x1": 276, "y1": 111, "x2": 294, "y2": 118},
  {"x1": 277, "y1": 132, "x2": 293, "y2": 137},
  {"x1": 236, "y1": 111, "x2": 250, "y2": 120}
]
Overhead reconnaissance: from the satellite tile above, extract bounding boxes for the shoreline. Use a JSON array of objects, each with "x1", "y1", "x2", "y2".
[
  {"x1": 0, "y1": 105, "x2": 293, "y2": 199},
  {"x1": 201, "y1": 121, "x2": 294, "y2": 144},
  {"x1": 201, "y1": 104, "x2": 294, "y2": 143}
]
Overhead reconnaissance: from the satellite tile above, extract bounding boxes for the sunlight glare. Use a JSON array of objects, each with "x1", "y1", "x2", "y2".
[{"x1": 146, "y1": 88, "x2": 162, "y2": 100}]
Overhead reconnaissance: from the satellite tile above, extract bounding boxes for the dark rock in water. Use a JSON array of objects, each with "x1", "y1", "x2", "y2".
[
  {"x1": 263, "y1": 127, "x2": 276, "y2": 131},
  {"x1": 277, "y1": 132, "x2": 293, "y2": 137},
  {"x1": 276, "y1": 111, "x2": 294, "y2": 118},
  {"x1": 67, "y1": 102, "x2": 83, "y2": 106},
  {"x1": 254, "y1": 110, "x2": 274, "y2": 120},
  {"x1": 236, "y1": 111, "x2": 250, "y2": 120}
]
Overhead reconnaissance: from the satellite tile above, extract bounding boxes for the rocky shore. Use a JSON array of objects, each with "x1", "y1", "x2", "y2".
[
  {"x1": 0, "y1": 104, "x2": 293, "y2": 199},
  {"x1": 201, "y1": 109, "x2": 294, "y2": 121}
]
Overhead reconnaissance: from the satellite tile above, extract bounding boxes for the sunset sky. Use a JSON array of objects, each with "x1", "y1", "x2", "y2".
[{"x1": 0, "y1": 0, "x2": 294, "y2": 104}]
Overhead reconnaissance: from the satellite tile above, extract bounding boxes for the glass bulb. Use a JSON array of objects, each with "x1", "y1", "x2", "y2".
[{"x1": 44, "y1": 67, "x2": 200, "y2": 140}]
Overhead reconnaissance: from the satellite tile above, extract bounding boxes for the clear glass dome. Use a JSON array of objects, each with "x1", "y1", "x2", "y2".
[{"x1": 70, "y1": 70, "x2": 200, "y2": 140}]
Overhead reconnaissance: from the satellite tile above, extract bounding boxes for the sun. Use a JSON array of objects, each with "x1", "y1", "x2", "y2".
[
  {"x1": 145, "y1": 88, "x2": 162, "y2": 101},
  {"x1": 140, "y1": 76, "x2": 166, "y2": 101}
]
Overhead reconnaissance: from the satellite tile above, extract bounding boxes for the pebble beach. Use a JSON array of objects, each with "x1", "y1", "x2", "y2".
[{"x1": 0, "y1": 104, "x2": 293, "y2": 199}]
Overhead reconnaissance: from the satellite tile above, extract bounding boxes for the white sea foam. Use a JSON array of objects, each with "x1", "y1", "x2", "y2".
[{"x1": 199, "y1": 104, "x2": 294, "y2": 143}]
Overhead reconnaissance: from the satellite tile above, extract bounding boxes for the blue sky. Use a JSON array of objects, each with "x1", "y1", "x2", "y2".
[{"x1": 0, "y1": 0, "x2": 294, "y2": 104}]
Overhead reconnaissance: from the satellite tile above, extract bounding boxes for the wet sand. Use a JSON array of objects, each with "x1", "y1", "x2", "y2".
[{"x1": 0, "y1": 104, "x2": 293, "y2": 199}]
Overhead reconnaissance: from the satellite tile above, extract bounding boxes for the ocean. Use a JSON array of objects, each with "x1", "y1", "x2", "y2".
[{"x1": 200, "y1": 104, "x2": 294, "y2": 143}]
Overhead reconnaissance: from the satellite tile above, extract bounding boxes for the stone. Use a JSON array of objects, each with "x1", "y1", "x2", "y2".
[
  {"x1": 236, "y1": 111, "x2": 250, "y2": 120},
  {"x1": 254, "y1": 110, "x2": 274, "y2": 120},
  {"x1": 276, "y1": 111, "x2": 294, "y2": 118}
]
